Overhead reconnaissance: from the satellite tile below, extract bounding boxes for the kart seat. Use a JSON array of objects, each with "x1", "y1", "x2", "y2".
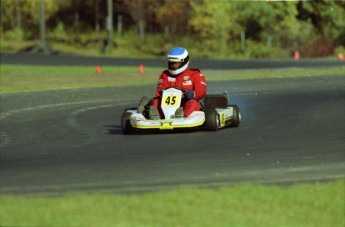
[{"x1": 204, "y1": 94, "x2": 228, "y2": 109}]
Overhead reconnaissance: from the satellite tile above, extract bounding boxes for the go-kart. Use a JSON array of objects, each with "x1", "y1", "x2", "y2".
[{"x1": 121, "y1": 87, "x2": 240, "y2": 134}]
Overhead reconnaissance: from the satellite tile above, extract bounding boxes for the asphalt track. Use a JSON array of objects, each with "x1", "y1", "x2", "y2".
[{"x1": 1, "y1": 54, "x2": 344, "y2": 195}]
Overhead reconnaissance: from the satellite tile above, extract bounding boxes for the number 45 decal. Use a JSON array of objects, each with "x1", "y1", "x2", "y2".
[{"x1": 163, "y1": 95, "x2": 178, "y2": 106}]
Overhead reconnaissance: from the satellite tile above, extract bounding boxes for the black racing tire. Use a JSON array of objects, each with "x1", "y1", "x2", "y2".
[
  {"x1": 229, "y1": 105, "x2": 241, "y2": 127},
  {"x1": 205, "y1": 109, "x2": 219, "y2": 131},
  {"x1": 121, "y1": 108, "x2": 135, "y2": 134}
]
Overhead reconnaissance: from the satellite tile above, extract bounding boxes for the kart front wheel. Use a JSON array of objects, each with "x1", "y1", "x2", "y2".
[
  {"x1": 121, "y1": 109, "x2": 135, "y2": 134},
  {"x1": 205, "y1": 109, "x2": 219, "y2": 131}
]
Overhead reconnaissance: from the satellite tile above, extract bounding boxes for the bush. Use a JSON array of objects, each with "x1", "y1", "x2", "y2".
[
  {"x1": 299, "y1": 39, "x2": 337, "y2": 58},
  {"x1": 2, "y1": 27, "x2": 24, "y2": 41},
  {"x1": 334, "y1": 45, "x2": 345, "y2": 56},
  {"x1": 234, "y1": 39, "x2": 289, "y2": 59},
  {"x1": 51, "y1": 22, "x2": 68, "y2": 42}
]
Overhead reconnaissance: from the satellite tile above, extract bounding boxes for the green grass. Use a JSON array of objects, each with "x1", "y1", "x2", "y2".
[
  {"x1": 1, "y1": 64, "x2": 344, "y2": 94},
  {"x1": 1, "y1": 180, "x2": 344, "y2": 226}
]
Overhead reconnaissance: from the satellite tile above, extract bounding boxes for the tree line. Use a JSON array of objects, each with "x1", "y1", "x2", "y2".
[{"x1": 1, "y1": 0, "x2": 344, "y2": 58}]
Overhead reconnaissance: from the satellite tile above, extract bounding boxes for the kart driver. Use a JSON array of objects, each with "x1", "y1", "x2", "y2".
[{"x1": 146, "y1": 47, "x2": 207, "y2": 119}]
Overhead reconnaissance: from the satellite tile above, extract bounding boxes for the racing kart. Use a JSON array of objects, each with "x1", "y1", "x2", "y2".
[{"x1": 121, "y1": 87, "x2": 240, "y2": 134}]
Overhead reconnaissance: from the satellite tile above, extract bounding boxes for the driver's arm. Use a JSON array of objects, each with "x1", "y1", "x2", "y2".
[
  {"x1": 193, "y1": 72, "x2": 207, "y2": 100},
  {"x1": 155, "y1": 73, "x2": 169, "y2": 97}
]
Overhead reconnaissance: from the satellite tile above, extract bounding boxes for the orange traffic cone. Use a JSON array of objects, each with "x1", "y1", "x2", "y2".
[
  {"x1": 294, "y1": 50, "x2": 300, "y2": 61},
  {"x1": 96, "y1": 65, "x2": 102, "y2": 74},
  {"x1": 139, "y1": 64, "x2": 144, "y2": 73}
]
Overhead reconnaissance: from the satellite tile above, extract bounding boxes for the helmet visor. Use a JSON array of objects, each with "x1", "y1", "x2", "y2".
[
  {"x1": 168, "y1": 61, "x2": 182, "y2": 71},
  {"x1": 167, "y1": 56, "x2": 189, "y2": 71}
]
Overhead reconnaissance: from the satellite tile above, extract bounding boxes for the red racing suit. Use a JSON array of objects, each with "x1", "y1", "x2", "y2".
[{"x1": 151, "y1": 68, "x2": 207, "y2": 117}]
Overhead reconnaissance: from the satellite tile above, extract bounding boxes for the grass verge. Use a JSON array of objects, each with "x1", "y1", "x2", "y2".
[
  {"x1": 1, "y1": 64, "x2": 344, "y2": 94},
  {"x1": 1, "y1": 180, "x2": 344, "y2": 226}
]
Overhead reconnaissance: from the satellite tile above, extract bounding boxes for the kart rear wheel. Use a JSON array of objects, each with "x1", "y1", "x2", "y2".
[
  {"x1": 229, "y1": 105, "x2": 241, "y2": 127},
  {"x1": 121, "y1": 109, "x2": 135, "y2": 134},
  {"x1": 205, "y1": 109, "x2": 219, "y2": 131}
]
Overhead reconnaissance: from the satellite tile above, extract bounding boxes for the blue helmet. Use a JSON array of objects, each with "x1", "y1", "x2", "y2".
[{"x1": 167, "y1": 47, "x2": 189, "y2": 75}]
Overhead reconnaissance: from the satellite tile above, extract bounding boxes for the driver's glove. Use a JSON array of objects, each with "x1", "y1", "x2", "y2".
[{"x1": 185, "y1": 90, "x2": 195, "y2": 100}]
